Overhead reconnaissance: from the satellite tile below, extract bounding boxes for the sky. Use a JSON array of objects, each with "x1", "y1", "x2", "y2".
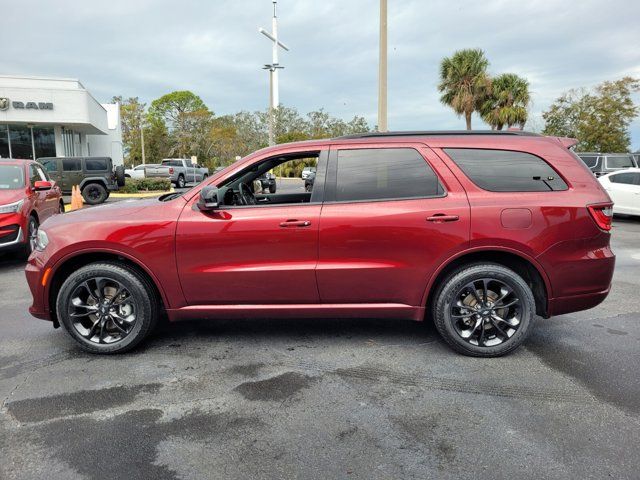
[{"x1": 3, "y1": 0, "x2": 640, "y2": 149}]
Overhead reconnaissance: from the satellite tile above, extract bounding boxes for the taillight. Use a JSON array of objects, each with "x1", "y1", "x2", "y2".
[
  {"x1": 169, "y1": 167, "x2": 174, "y2": 174},
  {"x1": 587, "y1": 204, "x2": 613, "y2": 231}
]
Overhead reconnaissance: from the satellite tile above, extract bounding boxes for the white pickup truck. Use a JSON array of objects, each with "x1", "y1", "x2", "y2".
[{"x1": 159, "y1": 159, "x2": 209, "y2": 188}]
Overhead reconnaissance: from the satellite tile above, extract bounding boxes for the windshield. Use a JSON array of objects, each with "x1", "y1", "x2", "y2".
[{"x1": 0, "y1": 165, "x2": 25, "y2": 190}]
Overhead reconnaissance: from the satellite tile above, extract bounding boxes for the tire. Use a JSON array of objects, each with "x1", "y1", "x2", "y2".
[
  {"x1": 176, "y1": 175, "x2": 186, "y2": 189},
  {"x1": 432, "y1": 263, "x2": 535, "y2": 357},
  {"x1": 82, "y1": 183, "x2": 108, "y2": 205},
  {"x1": 56, "y1": 262, "x2": 159, "y2": 354},
  {"x1": 115, "y1": 166, "x2": 126, "y2": 187},
  {"x1": 202, "y1": 174, "x2": 208, "y2": 181},
  {"x1": 305, "y1": 183, "x2": 312, "y2": 193},
  {"x1": 269, "y1": 184, "x2": 276, "y2": 194},
  {"x1": 23, "y1": 215, "x2": 38, "y2": 256},
  {"x1": 58, "y1": 201, "x2": 65, "y2": 214}
]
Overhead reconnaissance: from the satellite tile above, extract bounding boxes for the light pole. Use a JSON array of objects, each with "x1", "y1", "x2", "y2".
[
  {"x1": 378, "y1": 0, "x2": 388, "y2": 132},
  {"x1": 259, "y1": 0, "x2": 290, "y2": 146},
  {"x1": 140, "y1": 113, "x2": 146, "y2": 165}
]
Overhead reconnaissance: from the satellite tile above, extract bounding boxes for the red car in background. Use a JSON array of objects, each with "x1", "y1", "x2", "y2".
[{"x1": 0, "y1": 159, "x2": 64, "y2": 255}]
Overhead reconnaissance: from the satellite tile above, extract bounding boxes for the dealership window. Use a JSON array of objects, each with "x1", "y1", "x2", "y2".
[
  {"x1": 334, "y1": 148, "x2": 442, "y2": 202},
  {"x1": 8, "y1": 125, "x2": 34, "y2": 160},
  {"x1": 444, "y1": 148, "x2": 569, "y2": 192},
  {"x1": 33, "y1": 127, "x2": 56, "y2": 159},
  {"x1": 0, "y1": 125, "x2": 9, "y2": 158}
]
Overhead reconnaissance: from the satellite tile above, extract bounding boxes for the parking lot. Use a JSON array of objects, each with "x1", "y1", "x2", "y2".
[{"x1": 0, "y1": 208, "x2": 639, "y2": 479}]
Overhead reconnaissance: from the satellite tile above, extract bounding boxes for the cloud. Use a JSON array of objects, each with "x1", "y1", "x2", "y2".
[{"x1": 4, "y1": 0, "x2": 640, "y2": 149}]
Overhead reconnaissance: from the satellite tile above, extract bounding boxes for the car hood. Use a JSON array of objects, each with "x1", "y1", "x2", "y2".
[
  {"x1": 0, "y1": 190, "x2": 25, "y2": 205},
  {"x1": 42, "y1": 196, "x2": 186, "y2": 229}
]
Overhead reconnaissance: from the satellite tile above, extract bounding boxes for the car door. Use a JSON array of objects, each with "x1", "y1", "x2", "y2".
[
  {"x1": 61, "y1": 158, "x2": 83, "y2": 191},
  {"x1": 605, "y1": 172, "x2": 640, "y2": 215},
  {"x1": 175, "y1": 149, "x2": 328, "y2": 305},
  {"x1": 33, "y1": 164, "x2": 58, "y2": 219},
  {"x1": 316, "y1": 144, "x2": 470, "y2": 307},
  {"x1": 26, "y1": 163, "x2": 48, "y2": 217}
]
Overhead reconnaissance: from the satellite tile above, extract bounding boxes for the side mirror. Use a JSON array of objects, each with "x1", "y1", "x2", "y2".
[
  {"x1": 198, "y1": 186, "x2": 219, "y2": 211},
  {"x1": 33, "y1": 180, "x2": 52, "y2": 191}
]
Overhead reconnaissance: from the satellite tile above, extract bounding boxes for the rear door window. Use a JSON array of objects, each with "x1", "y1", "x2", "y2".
[
  {"x1": 578, "y1": 155, "x2": 599, "y2": 168},
  {"x1": 62, "y1": 159, "x2": 81, "y2": 171},
  {"x1": 85, "y1": 158, "x2": 109, "y2": 171},
  {"x1": 333, "y1": 148, "x2": 442, "y2": 202},
  {"x1": 444, "y1": 148, "x2": 568, "y2": 192}
]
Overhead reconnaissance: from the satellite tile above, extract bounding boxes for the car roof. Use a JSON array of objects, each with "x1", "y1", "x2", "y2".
[
  {"x1": 600, "y1": 167, "x2": 640, "y2": 177},
  {"x1": 0, "y1": 159, "x2": 33, "y2": 166}
]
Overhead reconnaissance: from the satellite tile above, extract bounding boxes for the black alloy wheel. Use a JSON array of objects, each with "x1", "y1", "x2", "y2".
[
  {"x1": 433, "y1": 263, "x2": 535, "y2": 357},
  {"x1": 57, "y1": 262, "x2": 159, "y2": 354}
]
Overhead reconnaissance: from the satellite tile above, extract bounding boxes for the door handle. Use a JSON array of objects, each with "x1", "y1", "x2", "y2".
[
  {"x1": 279, "y1": 219, "x2": 311, "y2": 228},
  {"x1": 427, "y1": 214, "x2": 459, "y2": 223}
]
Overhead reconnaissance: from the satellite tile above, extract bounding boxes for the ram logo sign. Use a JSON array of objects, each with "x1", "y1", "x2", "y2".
[
  {"x1": 12, "y1": 101, "x2": 54, "y2": 110},
  {"x1": 0, "y1": 98, "x2": 8, "y2": 111}
]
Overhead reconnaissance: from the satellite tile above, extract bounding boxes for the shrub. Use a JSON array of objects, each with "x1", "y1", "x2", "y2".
[{"x1": 120, "y1": 178, "x2": 172, "y2": 193}]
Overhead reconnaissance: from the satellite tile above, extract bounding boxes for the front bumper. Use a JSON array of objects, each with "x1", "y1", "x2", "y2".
[{"x1": 0, "y1": 213, "x2": 26, "y2": 249}]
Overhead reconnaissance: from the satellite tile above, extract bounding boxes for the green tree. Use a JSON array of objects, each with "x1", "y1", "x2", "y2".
[
  {"x1": 480, "y1": 73, "x2": 530, "y2": 130},
  {"x1": 111, "y1": 96, "x2": 146, "y2": 167},
  {"x1": 149, "y1": 91, "x2": 213, "y2": 159},
  {"x1": 542, "y1": 77, "x2": 639, "y2": 151},
  {"x1": 438, "y1": 48, "x2": 492, "y2": 130}
]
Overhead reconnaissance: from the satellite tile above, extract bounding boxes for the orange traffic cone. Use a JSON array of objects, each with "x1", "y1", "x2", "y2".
[{"x1": 76, "y1": 186, "x2": 84, "y2": 209}]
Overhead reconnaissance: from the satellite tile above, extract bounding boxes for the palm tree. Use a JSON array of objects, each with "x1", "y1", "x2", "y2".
[
  {"x1": 438, "y1": 49, "x2": 492, "y2": 130},
  {"x1": 480, "y1": 73, "x2": 530, "y2": 130}
]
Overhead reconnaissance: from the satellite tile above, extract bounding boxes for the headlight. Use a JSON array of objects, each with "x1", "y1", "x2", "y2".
[
  {"x1": 0, "y1": 199, "x2": 24, "y2": 214},
  {"x1": 35, "y1": 229, "x2": 49, "y2": 251}
]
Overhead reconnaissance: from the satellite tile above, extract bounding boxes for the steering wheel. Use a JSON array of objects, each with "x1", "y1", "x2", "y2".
[{"x1": 238, "y1": 182, "x2": 256, "y2": 205}]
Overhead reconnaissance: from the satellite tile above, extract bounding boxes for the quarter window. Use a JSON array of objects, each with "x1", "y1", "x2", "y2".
[
  {"x1": 579, "y1": 155, "x2": 598, "y2": 168},
  {"x1": 85, "y1": 158, "x2": 108, "y2": 171},
  {"x1": 42, "y1": 159, "x2": 58, "y2": 173},
  {"x1": 62, "y1": 159, "x2": 82, "y2": 171},
  {"x1": 334, "y1": 148, "x2": 442, "y2": 202},
  {"x1": 609, "y1": 172, "x2": 640, "y2": 185},
  {"x1": 444, "y1": 148, "x2": 568, "y2": 192},
  {"x1": 606, "y1": 156, "x2": 634, "y2": 169}
]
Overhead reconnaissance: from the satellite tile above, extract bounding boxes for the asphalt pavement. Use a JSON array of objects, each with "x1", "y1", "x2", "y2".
[{"x1": 0, "y1": 210, "x2": 639, "y2": 479}]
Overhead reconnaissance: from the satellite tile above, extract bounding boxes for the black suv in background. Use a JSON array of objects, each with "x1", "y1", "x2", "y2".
[
  {"x1": 576, "y1": 152, "x2": 638, "y2": 177},
  {"x1": 38, "y1": 157, "x2": 125, "y2": 204}
]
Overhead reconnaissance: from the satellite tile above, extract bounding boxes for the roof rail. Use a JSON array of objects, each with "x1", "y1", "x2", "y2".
[{"x1": 336, "y1": 130, "x2": 541, "y2": 140}]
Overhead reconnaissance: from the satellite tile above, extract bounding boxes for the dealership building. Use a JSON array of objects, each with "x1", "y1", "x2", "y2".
[{"x1": 0, "y1": 75, "x2": 123, "y2": 165}]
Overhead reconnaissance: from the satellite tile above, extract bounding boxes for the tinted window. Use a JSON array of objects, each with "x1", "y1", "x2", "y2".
[
  {"x1": 62, "y1": 159, "x2": 82, "y2": 171},
  {"x1": 609, "y1": 172, "x2": 640, "y2": 185},
  {"x1": 445, "y1": 148, "x2": 568, "y2": 192},
  {"x1": 29, "y1": 164, "x2": 40, "y2": 185},
  {"x1": 0, "y1": 165, "x2": 25, "y2": 189},
  {"x1": 606, "y1": 156, "x2": 634, "y2": 169},
  {"x1": 579, "y1": 155, "x2": 598, "y2": 168},
  {"x1": 36, "y1": 165, "x2": 49, "y2": 181},
  {"x1": 41, "y1": 159, "x2": 58, "y2": 172},
  {"x1": 335, "y1": 148, "x2": 441, "y2": 202},
  {"x1": 162, "y1": 160, "x2": 183, "y2": 167},
  {"x1": 85, "y1": 158, "x2": 109, "y2": 171},
  {"x1": 33, "y1": 127, "x2": 56, "y2": 158}
]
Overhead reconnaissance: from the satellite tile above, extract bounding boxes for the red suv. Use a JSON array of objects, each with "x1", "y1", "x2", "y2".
[
  {"x1": 25, "y1": 132, "x2": 615, "y2": 356},
  {"x1": 1, "y1": 159, "x2": 64, "y2": 255}
]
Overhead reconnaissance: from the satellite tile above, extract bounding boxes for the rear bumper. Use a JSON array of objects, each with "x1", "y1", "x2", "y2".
[{"x1": 548, "y1": 286, "x2": 611, "y2": 317}]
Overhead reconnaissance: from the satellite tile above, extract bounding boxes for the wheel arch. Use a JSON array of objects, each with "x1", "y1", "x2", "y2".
[
  {"x1": 47, "y1": 251, "x2": 168, "y2": 327},
  {"x1": 424, "y1": 248, "x2": 551, "y2": 320},
  {"x1": 79, "y1": 178, "x2": 108, "y2": 190}
]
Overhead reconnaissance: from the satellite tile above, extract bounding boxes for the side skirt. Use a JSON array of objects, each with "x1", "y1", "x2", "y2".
[{"x1": 166, "y1": 303, "x2": 425, "y2": 322}]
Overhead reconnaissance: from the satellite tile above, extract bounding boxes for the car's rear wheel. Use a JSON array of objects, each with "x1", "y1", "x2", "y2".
[
  {"x1": 176, "y1": 175, "x2": 186, "y2": 188},
  {"x1": 82, "y1": 183, "x2": 108, "y2": 205},
  {"x1": 432, "y1": 263, "x2": 535, "y2": 357},
  {"x1": 56, "y1": 262, "x2": 159, "y2": 354},
  {"x1": 58, "y1": 201, "x2": 65, "y2": 214}
]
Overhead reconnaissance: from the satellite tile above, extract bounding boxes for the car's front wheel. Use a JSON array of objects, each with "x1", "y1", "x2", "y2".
[
  {"x1": 432, "y1": 263, "x2": 535, "y2": 357},
  {"x1": 56, "y1": 262, "x2": 159, "y2": 354}
]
